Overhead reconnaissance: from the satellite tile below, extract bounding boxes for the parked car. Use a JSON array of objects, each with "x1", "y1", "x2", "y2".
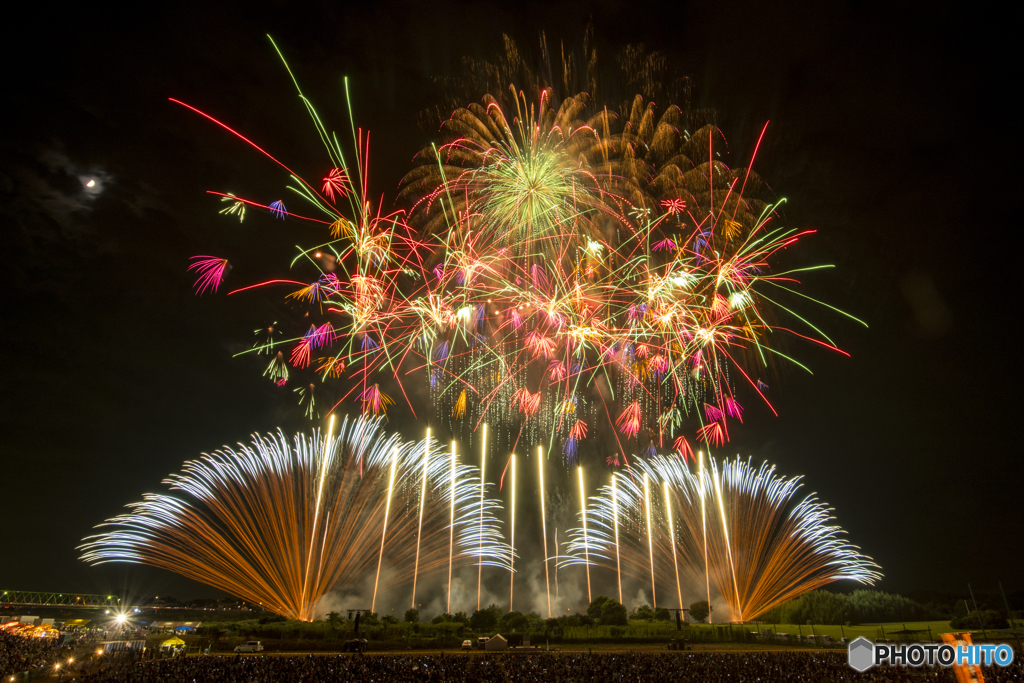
[
  {"x1": 462, "y1": 640, "x2": 473, "y2": 651},
  {"x1": 234, "y1": 641, "x2": 264, "y2": 653}
]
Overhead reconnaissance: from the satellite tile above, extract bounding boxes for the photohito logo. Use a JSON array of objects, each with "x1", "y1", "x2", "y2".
[
  {"x1": 848, "y1": 637, "x2": 874, "y2": 672},
  {"x1": 848, "y1": 636, "x2": 1015, "y2": 671}
]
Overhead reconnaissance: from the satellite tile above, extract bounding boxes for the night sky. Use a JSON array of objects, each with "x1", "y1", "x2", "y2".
[{"x1": 2, "y1": 0, "x2": 1019, "y2": 604}]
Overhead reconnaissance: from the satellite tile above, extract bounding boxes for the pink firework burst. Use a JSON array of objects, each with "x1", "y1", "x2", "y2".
[
  {"x1": 711, "y1": 293, "x2": 731, "y2": 320},
  {"x1": 546, "y1": 309, "x2": 565, "y2": 329},
  {"x1": 548, "y1": 360, "x2": 567, "y2": 381},
  {"x1": 290, "y1": 336, "x2": 312, "y2": 369},
  {"x1": 660, "y1": 198, "x2": 687, "y2": 214},
  {"x1": 606, "y1": 454, "x2": 621, "y2": 467},
  {"x1": 521, "y1": 391, "x2": 541, "y2": 417},
  {"x1": 526, "y1": 331, "x2": 556, "y2": 359},
  {"x1": 616, "y1": 401, "x2": 642, "y2": 438},
  {"x1": 310, "y1": 323, "x2": 337, "y2": 349},
  {"x1": 319, "y1": 272, "x2": 341, "y2": 292},
  {"x1": 652, "y1": 238, "x2": 677, "y2": 252},
  {"x1": 187, "y1": 256, "x2": 230, "y2": 295},
  {"x1": 696, "y1": 422, "x2": 726, "y2": 447},
  {"x1": 531, "y1": 264, "x2": 550, "y2": 291},
  {"x1": 322, "y1": 167, "x2": 350, "y2": 202},
  {"x1": 513, "y1": 388, "x2": 541, "y2": 417},
  {"x1": 725, "y1": 397, "x2": 744, "y2": 422},
  {"x1": 673, "y1": 436, "x2": 695, "y2": 463},
  {"x1": 509, "y1": 307, "x2": 524, "y2": 332},
  {"x1": 359, "y1": 384, "x2": 395, "y2": 417},
  {"x1": 704, "y1": 403, "x2": 725, "y2": 423},
  {"x1": 568, "y1": 419, "x2": 588, "y2": 441},
  {"x1": 647, "y1": 354, "x2": 669, "y2": 375}
]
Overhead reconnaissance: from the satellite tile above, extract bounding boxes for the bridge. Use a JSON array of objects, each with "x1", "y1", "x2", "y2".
[{"x1": 1, "y1": 590, "x2": 122, "y2": 608}]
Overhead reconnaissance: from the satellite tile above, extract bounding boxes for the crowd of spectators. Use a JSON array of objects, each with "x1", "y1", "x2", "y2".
[
  {"x1": 0, "y1": 628, "x2": 63, "y2": 679},
  {"x1": 68, "y1": 650, "x2": 1023, "y2": 682}
]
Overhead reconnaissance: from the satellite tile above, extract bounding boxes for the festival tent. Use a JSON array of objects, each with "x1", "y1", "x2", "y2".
[
  {"x1": 485, "y1": 634, "x2": 508, "y2": 651},
  {"x1": 100, "y1": 640, "x2": 145, "y2": 652},
  {"x1": 151, "y1": 621, "x2": 202, "y2": 633},
  {"x1": 160, "y1": 636, "x2": 186, "y2": 653}
]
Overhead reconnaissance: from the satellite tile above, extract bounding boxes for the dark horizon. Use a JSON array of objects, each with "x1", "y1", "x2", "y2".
[{"x1": 2, "y1": 0, "x2": 1019, "y2": 609}]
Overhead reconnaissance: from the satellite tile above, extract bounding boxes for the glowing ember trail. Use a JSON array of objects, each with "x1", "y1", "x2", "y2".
[
  {"x1": 509, "y1": 453, "x2": 516, "y2": 612},
  {"x1": 371, "y1": 446, "x2": 398, "y2": 612},
  {"x1": 302, "y1": 415, "x2": 335, "y2": 612},
  {"x1": 578, "y1": 466, "x2": 591, "y2": 604},
  {"x1": 665, "y1": 480, "x2": 682, "y2": 610},
  {"x1": 612, "y1": 474, "x2": 622, "y2": 604},
  {"x1": 700, "y1": 451, "x2": 711, "y2": 617},
  {"x1": 477, "y1": 424, "x2": 487, "y2": 611},
  {"x1": 538, "y1": 446, "x2": 551, "y2": 618},
  {"x1": 411, "y1": 428, "x2": 430, "y2": 609},
  {"x1": 713, "y1": 463, "x2": 742, "y2": 621},
  {"x1": 644, "y1": 472, "x2": 657, "y2": 608},
  {"x1": 447, "y1": 440, "x2": 457, "y2": 614}
]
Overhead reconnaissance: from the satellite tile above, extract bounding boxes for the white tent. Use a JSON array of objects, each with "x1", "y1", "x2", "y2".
[{"x1": 485, "y1": 634, "x2": 508, "y2": 651}]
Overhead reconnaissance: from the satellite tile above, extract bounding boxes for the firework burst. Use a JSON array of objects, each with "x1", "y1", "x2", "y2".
[
  {"x1": 562, "y1": 455, "x2": 881, "y2": 621},
  {"x1": 79, "y1": 416, "x2": 511, "y2": 621},
  {"x1": 179, "y1": 37, "x2": 862, "y2": 465},
  {"x1": 187, "y1": 256, "x2": 230, "y2": 294}
]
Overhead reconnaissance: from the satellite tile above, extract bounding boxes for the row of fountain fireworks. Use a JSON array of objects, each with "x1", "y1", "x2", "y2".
[{"x1": 80, "y1": 416, "x2": 879, "y2": 622}]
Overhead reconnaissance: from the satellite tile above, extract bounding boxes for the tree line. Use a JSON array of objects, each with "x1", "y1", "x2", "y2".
[{"x1": 761, "y1": 590, "x2": 944, "y2": 625}]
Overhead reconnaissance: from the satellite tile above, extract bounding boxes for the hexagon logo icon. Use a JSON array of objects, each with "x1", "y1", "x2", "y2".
[{"x1": 848, "y1": 636, "x2": 874, "y2": 672}]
